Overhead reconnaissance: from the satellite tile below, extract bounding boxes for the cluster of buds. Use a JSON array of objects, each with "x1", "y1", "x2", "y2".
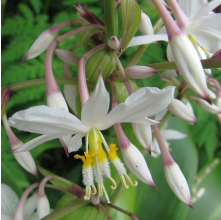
[{"x1": 2, "y1": 0, "x2": 221, "y2": 218}]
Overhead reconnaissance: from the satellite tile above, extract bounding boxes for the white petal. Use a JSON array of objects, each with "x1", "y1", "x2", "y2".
[
  {"x1": 98, "y1": 86, "x2": 175, "y2": 130},
  {"x1": 81, "y1": 75, "x2": 110, "y2": 128},
  {"x1": 127, "y1": 34, "x2": 168, "y2": 47},
  {"x1": 14, "y1": 147, "x2": 37, "y2": 175},
  {"x1": 37, "y1": 196, "x2": 50, "y2": 219},
  {"x1": 151, "y1": 140, "x2": 161, "y2": 158},
  {"x1": 132, "y1": 123, "x2": 152, "y2": 149},
  {"x1": 9, "y1": 105, "x2": 90, "y2": 135},
  {"x1": 161, "y1": 129, "x2": 187, "y2": 140},
  {"x1": 186, "y1": 14, "x2": 221, "y2": 53},
  {"x1": 12, "y1": 133, "x2": 68, "y2": 153},
  {"x1": 1, "y1": 184, "x2": 19, "y2": 217},
  {"x1": 68, "y1": 134, "x2": 85, "y2": 152},
  {"x1": 64, "y1": 85, "x2": 79, "y2": 116},
  {"x1": 191, "y1": 0, "x2": 221, "y2": 20},
  {"x1": 47, "y1": 91, "x2": 68, "y2": 110},
  {"x1": 23, "y1": 193, "x2": 37, "y2": 218}
]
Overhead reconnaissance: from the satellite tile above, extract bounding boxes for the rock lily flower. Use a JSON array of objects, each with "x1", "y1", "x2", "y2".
[{"x1": 9, "y1": 75, "x2": 174, "y2": 201}]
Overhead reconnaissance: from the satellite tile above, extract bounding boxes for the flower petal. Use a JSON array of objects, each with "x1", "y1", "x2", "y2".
[
  {"x1": 1, "y1": 184, "x2": 19, "y2": 217},
  {"x1": 98, "y1": 86, "x2": 175, "y2": 130},
  {"x1": 161, "y1": 129, "x2": 187, "y2": 140},
  {"x1": 128, "y1": 34, "x2": 168, "y2": 47},
  {"x1": 24, "y1": 193, "x2": 37, "y2": 218},
  {"x1": 12, "y1": 134, "x2": 68, "y2": 153},
  {"x1": 81, "y1": 74, "x2": 110, "y2": 128},
  {"x1": 68, "y1": 134, "x2": 85, "y2": 152},
  {"x1": 9, "y1": 105, "x2": 90, "y2": 135}
]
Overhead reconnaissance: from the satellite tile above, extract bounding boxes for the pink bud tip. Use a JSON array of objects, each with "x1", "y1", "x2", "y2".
[
  {"x1": 150, "y1": 181, "x2": 157, "y2": 190},
  {"x1": 188, "y1": 203, "x2": 194, "y2": 209},
  {"x1": 22, "y1": 55, "x2": 28, "y2": 62},
  {"x1": 212, "y1": 49, "x2": 221, "y2": 59},
  {"x1": 203, "y1": 95, "x2": 212, "y2": 105},
  {"x1": 147, "y1": 146, "x2": 152, "y2": 155}
]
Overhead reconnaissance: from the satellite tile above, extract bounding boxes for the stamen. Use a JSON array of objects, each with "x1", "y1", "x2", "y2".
[
  {"x1": 86, "y1": 133, "x2": 89, "y2": 152},
  {"x1": 91, "y1": 184, "x2": 97, "y2": 195},
  {"x1": 125, "y1": 174, "x2": 138, "y2": 186},
  {"x1": 84, "y1": 185, "x2": 91, "y2": 200},
  {"x1": 109, "y1": 177, "x2": 117, "y2": 189},
  {"x1": 120, "y1": 175, "x2": 129, "y2": 189},
  {"x1": 99, "y1": 131, "x2": 110, "y2": 153},
  {"x1": 98, "y1": 183, "x2": 103, "y2": 196},
  {"x1": 101, "y1": 183, "x2": 111, "y2": 203}
]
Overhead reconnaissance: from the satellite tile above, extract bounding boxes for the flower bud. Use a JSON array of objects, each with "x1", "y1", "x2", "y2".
[
  {"x1": 121, "y1": 142, "x2": 156, "y2": 188},
  {"x1": 1, "y1": 89, "x2": 11, "y2": 117},
  {"x1": 196, "y1": 99, "x2": 221, "y2": 114},
  {"x1": 2, "y1": 114, "x2": 37, "y2": 176},
  {"x1": 23, "y1": 28, "x2": 59, "y2": 61},
  {"x1": 139, "y1": 11, "x2": 154, "y2": 35},
  {"x1": 37, "y1": 195, "x2": 50, "y2": 219},
  {"x1": 54, "y1": 49, "x2": 79, "y2": 65},
  {"x1": 164, "y1": 162, "x2": 192, "y2": 207},
  {"x1": 107, "y1": 36, "x2": 120, "y2": 50},
  {"x1": 168, "y1": 99, "x2": 197, "y2": 123},
  {"x1": 125, "y1": 65, "x2": 157, "y2": 79}
]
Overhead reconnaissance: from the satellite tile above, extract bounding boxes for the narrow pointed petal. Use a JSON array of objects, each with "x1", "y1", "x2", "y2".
[
  {"x1": 68, "y1": 134, "x2": 85, "y2": 152},
  {"x1": 151, "y1": 140, "x2": 161, "y2": 158},
  {"x1": 128, "y1": 34, "x2": 168, "y2": 47},
  {"x1": 139, "y1": 11, "x2": 154, "y2": 35},
  {"x1": 197, "y1": 99, "x2": 221, "y2": 114},
  {"x1": 9, "y1": 106, "x2": 90, "y2": 135},
  {"x1": 121, "y1": 143, "x2": 156, "y2": 187},
  {"x1": 11, "y1": 134, "x2": 69, "y2": 153},
  {"x1": 14, "y1": 146, "x2": 38, "y2": 176},
  {"x1": 59, "y1": 136, "x2": 71, "y2": 157},
  {"x1": 132, "y1": 123, "x2": 152, "y2": 151},
  {"x1": 47, "y1": 92, "x2": 68, "y2": 110},
  {"x1": 164, "y1": 162, "x2": 192, "y2": 206},
  {"x1": 168, "y1": 99, "x2": 197, "y2": 123},
  {"x1": 98, "y1": 86, "x2": 175, "y2": 130},
  {"x1": 161, "y1": 129, "x2": 187, "y2": 140},
  {"x1": 81, "y1": 74, "x2": 110, "y2": 128},
  {"x1": 1, "y1": 184, "x2": 19, "y2": 218},
  {"x1": 64, "y1": 85, "x2": 79, "y2": 116},
  {"x1": 54, "y1": 49, "x2": 79, "y2": 65}
]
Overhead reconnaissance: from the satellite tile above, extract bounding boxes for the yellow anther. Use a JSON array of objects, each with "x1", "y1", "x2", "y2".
[
  {"x1": 109, "y1": 177, "x2": 117, "y2": 189},
  {"x1": 96, "y1": 139, "x2": 108, "y2": 163},
  {"x1": 74, "y1": 152, "x2": 93, "y2": 168},
  {"x1": 120, "y1": 175, "x2": 129, "y2": 189},
  {"x1": 125, "y1": 174, "x2": 138, "y2": 187},
  {"x1": 109, "y1": 143, "x2": 119, "y2": 160}
]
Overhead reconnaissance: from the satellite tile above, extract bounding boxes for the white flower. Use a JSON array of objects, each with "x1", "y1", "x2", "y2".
[
  {"x1": 1, "y1": 184, "x2": 38, "y2": 220},
  {"x1": 9, "y1": 75, "x2": 174, "y2": 201}
]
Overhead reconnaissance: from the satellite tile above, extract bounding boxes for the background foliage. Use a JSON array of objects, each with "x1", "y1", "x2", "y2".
[{"x1": 1, "y1": 0, "x2": 221, "y2": 219}]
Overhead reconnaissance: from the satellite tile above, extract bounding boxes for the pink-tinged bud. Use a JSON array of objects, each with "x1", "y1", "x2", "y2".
[
  {"x1": 54, "y1": 49, "x2": 79, "y2": 65},
  {"x1": 37, "y1": 196, "x2": 50, "y2": 219},
  {"x1": 91, "y1": 195, "x2": 100, "y2": 205},
  {"x1": 1, "y1": 89, "x2": 11, "y2": 117},
  {"x1": 74, "y1": 3, "x2": 104, "y2": 26},
  {"x1": 139, "y1": 11, "x2": 154, "y2": 35},
  {"x1": 132, "y1": 122, "x2": 152, "y2": 154},
  {"x1": 121, "y1": 142, "x2": 156, "y2": 188},
  {"x1": 2, "y1": 115, "x2": 37, "y2": 176},
  {"x1": 125, "y1": 65, "x2": 157, "y2": 79},
  {"x1": 195, "y1": 99, "x2": 221, "y2": 114},
  {"x1": 212, "y1": 49, "x2": 221, "y2": 59},
  {"x1": 108, "y1": 36, "x2": 120, "y2": 50},
  {"x1": 168, "y1": 99, "x2": 197, "y2": 123},
  {"x1": 23, "y1": 28, "x2": 59, "y2": 61},
  {"x1": 37, "y1": 176, "x2": 52, "y2": 219},
  {"x1": 164, "y1": 162, "x2": 192, "y2": 207}
]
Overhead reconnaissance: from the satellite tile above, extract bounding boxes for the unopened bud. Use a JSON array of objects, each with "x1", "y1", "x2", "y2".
[
  {"x1": 37, "y1": 195, "x2": 50, "y2": 219},
  {"x1": 1, "y1": 89, "x2": 11, "y2": 117},
  {"x1": 139, "y1": 11, "x2": 154, "y2": 35},
  {"x1": 196, "y1": 99, "x2": 221, "y2": 114},
  {"x1": 108, "y1": 36, "x2": 120, "y2": 50},
  {"x1": 54, "y1": 49, "x2": 79, "y2": 65},
  {"x1": 168, "y1": 99, "x2": 197, "y2": 123},
  {"x1": 23, "y1": 28, "x2": 58, "y2": 61},
  {"x1": 121, "y1": 142, "x2": 156, "y2": 188},
  {"x1": 125, "y1": 65, "x2": 157, "y2": 79},
  {"x1": 164, "y1": 162, "x2": 192, "y2": 207}
]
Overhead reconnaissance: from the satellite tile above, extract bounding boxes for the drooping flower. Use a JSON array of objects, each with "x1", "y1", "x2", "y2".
[{"x1": 9, "y1": 75, "x2": 174, "y2": 201}]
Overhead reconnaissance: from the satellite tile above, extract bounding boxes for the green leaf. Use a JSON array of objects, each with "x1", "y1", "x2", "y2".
[
  {"x1": 185, "y1": 159, "x2": 221, "y2": 220},
  {"x1": 30, "y1": 0, "x2": 41, "y2": 14},
  {"x1": 120, "y1": 0, "x2": 141, "y2": 50}
]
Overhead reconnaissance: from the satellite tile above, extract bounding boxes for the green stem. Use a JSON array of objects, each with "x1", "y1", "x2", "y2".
[
  {"x1": 42, "y1": 198, "x2": 89, "y2": 220},
  {"x1": 1, "y1": 77, "x2": 95, "y2": 93},
  {"x1": 147, "y1": 58, "x2": 221, "y2": 71}
]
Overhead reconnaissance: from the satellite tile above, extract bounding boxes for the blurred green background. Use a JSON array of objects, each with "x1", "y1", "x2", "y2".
[{"x1": 1, "y1": 0, "x2": 221, "y2": 219}]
